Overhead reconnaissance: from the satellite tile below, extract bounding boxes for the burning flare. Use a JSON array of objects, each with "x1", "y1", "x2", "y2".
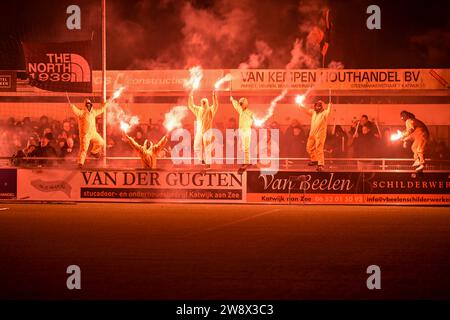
[
  {"x1": 120, "y1": 121, "x2": 130, "y2": 133},
  {"x1": 253, "y1": 89, "x2": 288, "y2": 127},
  {"x1": 119, "y1": 116, "x2": 139, "y2": 134},
  {"x1": 107, "y1": 98, "x2": 140, "y2": 135},
  {"x1": 295, "y1": 88, "x2": 313, "y2": 107},
  {"x1": 390, "y1": 130, "x2": 403, "y2": 141},
  {"x1": 253, "y1": 118, "x2": 264, "y2": 127},
  {"x1": 214, "y1": 73, "x2": 233, "y2": 90},
  {"x1": 164, "y1": 106, "x2": 188, "y2": 131},
  {"x1": 183, "y1": 66, "x2": 203, "y2": 91},
  {"x1": 112, "y1": 86, "x2": 125, "y2": 100},
  {"x1": 295, "y1": 95, "x2": 305, "y2": 105}
]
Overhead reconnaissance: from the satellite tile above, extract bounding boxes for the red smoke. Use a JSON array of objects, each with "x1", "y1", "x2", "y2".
[
  {"x1": 239, "y1": 40, "x2": 273, "y2": 69},
  {"x1": 109, "y1": 0, "x2": 343, "y2": 70}
]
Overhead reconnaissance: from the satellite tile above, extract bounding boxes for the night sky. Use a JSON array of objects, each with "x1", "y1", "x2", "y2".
[{"x1": 1, "y1": 0, "x2": 449, "y2": 70}]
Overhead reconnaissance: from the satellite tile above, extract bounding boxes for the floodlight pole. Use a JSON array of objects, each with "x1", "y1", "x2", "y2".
[{"x1": 101, "y1": 0, "x2": 107, "y2": 166}]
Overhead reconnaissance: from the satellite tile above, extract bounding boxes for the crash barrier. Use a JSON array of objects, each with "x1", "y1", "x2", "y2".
[{"x1": 2, "y1": 156, "x2": 450, "y2": 171}]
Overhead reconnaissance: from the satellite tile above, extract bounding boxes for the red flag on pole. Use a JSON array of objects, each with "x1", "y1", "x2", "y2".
[{"x1": 320, "y1": 9, "x2": 332, "y2": 60}]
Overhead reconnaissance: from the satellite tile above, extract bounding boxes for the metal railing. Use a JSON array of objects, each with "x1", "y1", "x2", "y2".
[{"x1": 1, "y1": 156, "x2": 450, "y2": 172}]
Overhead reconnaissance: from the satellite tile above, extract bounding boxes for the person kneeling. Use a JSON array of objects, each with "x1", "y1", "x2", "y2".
[{"x1": 123, "y1": 132, "x2": 169, "y2": 169}]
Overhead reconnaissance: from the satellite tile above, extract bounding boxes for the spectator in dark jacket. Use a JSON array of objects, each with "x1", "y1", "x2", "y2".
[
  {"x1": 283, "y1": 120, "x2": 306, "y2": 158},
  {"x1": 350, "y1": 115, "x2": 379, "y2": 139},
  {"x1": 354, "y1": 125, "x2": 379, "y2": 158},
  {"x1": 325, "y1": 125, "x2": 348, "y2": 157},
  {"x1": 31, "y1": 132, "x2": 57, "y2": 166},
  {"x1": 10, "y1": 138, "x2": 37, "y2": 166}
]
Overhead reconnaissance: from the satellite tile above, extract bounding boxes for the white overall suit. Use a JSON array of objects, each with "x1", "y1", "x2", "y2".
[
  {"x1": 125, "y1": 133, "x2": 168, "y2": 169},
  {"x1": 304, "y1": 103, "x2": 331, "y2": 166},
  {"x1": 188, "y1": 93, "x2": 219, "y2": 164},
  {"x1": 231, "y1": 97, "x2": 254, "y2": 164},
  {"x1": 71, "y1": 101, "x2": 109, "y2": 166}
]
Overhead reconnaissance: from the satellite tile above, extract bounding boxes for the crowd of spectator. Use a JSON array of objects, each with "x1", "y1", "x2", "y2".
[
  {"x1": 1, "y1": 113, "x2": 449, "y2": 167},
  {"x1": 280, "y1": 114, "x2": 450, "y2": 160}
]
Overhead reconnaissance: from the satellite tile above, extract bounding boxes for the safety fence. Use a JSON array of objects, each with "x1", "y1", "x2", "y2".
[{"x1": 2, "y1": 156, "x2": 450, "y2": 171}]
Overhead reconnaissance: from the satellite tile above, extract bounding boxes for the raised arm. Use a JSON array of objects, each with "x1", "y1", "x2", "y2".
[
  {"x1": 154, "y1": 135, "x2": 169, "y2": 153},
  {"x1": 71, "y1": 104, "x2": 83, "y2": 117},
  {"x1": 299, "y1": 104, "x2": 313, "y2": 116},
  {"x1": 188, "y1": 93, "x2": 201, "y2": 116},
  {"x1": 125, "y1": 133, "x2": 144, "y2": 153},
  {"x1": 230, "y1": 96, "x2": 242, "y2": 114},
  {"x1": 211, "y1": 91, "x2": 219, "y2": 115},
  {"x1": 92, "y1": 101, "x2": 110, "y2": 117},
  {"x1": 324, "y1": 102, "x2": 332, "y2": 117}
]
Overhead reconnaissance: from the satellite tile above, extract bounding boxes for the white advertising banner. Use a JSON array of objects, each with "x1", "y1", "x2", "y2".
[
  {"x1": 17, "y1": 169, "x2": 245, "y2": 203},
  {"x1": 92, "y1": 70, "x2": 226, "y2": 92},
  {"x1": 87, "y1": 69, "x2": 450, "y2": 92},
  {"x1": 17, "y1": 169, "x2": 81, "y2": 201},
  {"x1": 229, "y1": 69, "x2": 450, "y2": 91}
]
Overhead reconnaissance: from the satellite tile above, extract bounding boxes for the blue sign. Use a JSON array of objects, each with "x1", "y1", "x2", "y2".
[{"x1": 0, "y1": 169, "x2": 17, "y2": 199}]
